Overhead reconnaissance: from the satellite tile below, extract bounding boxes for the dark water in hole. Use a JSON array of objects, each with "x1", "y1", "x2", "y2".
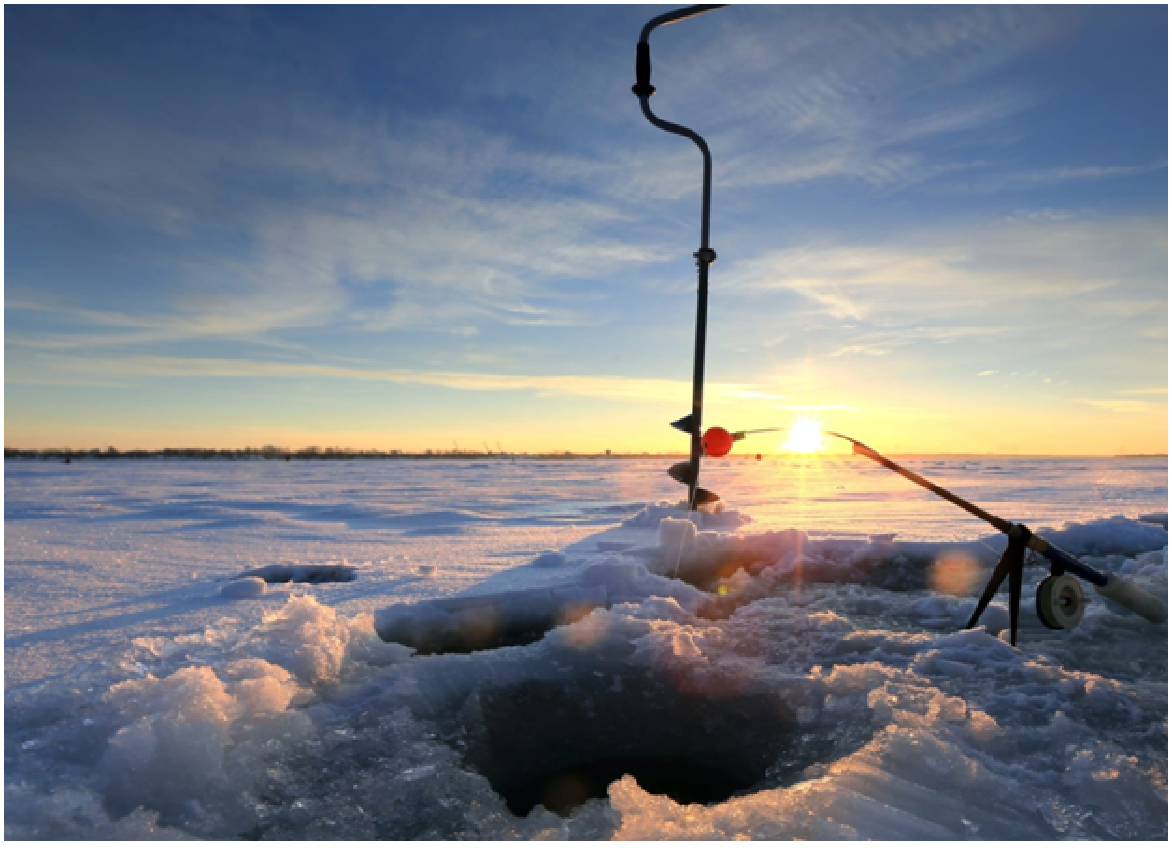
[
  {"x1": 499, "y1": 755, "x2": 754, "y2": 817},
  {"x1": 238, "y1": 564, "x2": 358, "y2": 584},
  {"x1": 382, "y1": 619, "x2": 567, "y2": 655},
  {"x1": 449, "y1": 672, "x2": 855, "y2": 823}
]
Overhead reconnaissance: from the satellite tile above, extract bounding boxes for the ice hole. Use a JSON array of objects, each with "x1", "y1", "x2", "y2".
[
  {"x1": 387, "y1": 612, "x2": 563, "y2": 655},
  {"x1": 235, "y1": 563, "x2": 358, "y2": 584},
  {"x1": 452, "y1": 666, "x2": 867, "y2": 818},
  {"x1": 376, "y1": 585, "x2": 606, "y2": 655},
  {"x1": 496, "y1": 755, "x2": 749, "y2": 817}
]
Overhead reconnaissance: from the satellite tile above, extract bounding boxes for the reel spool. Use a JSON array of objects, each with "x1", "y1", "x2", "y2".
[{"x1": 1036, "y1": 574, "x2": 1086, "y2": 630}]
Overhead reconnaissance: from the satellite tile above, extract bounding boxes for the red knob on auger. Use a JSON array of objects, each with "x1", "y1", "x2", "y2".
[{"x1": 702, "y1": 426, "x2": 734, "y2": 457}]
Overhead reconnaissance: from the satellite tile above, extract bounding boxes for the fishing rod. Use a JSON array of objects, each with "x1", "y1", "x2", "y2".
[
  {"x1": 826, "y1": 432, "x2": 1167, "y2": 645},
  {"x1": 634, "y1": 4, "x2": 729, "y2": 510},
  {"x1": 667, "y1": 416, "x2": 1165, "y2": 643}
]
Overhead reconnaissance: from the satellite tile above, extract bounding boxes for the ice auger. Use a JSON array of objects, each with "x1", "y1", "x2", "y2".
[{"x1": 634, "y1": 5, "x2": 728, "y2": 509}]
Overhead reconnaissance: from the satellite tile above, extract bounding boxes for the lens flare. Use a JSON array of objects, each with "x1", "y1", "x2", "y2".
[
  {"x1": 782, "y1": 416, "x2": 825, "y2": 453},
  {"x1": 929, "y1": 551, "x2": 980, "y2": 596}
]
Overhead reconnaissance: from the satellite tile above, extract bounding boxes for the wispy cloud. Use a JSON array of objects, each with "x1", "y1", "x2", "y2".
[
  {"x1": 1003, "y1": 208, "x2": 1082, "y2": 224},
  {"x1": 885, "y1": 95, "x2": 1035, "y2": 144},
  {"x1": 648, "y1": 6, "x2": 1059, "y2": 193},
  {"x1": 19, "y1": 354, "x2": 772, "y2": 405},
  {"x1": 6, "y1": 78, "x2": 670, "y2": 343},
  {"x1": 1078, "y1": 398, "x2": 1162, "y2": 414},
  {"x1": 830, "y1": 344, "x2": 895, "y2": 357},
  {"x1": 826, "y1": 325, "x2": 1009, "y2": 358},
  {"x1": 1013, "y1": 162, "x2": 1168, "y2": 185},
  {"x1": 772, "y1": 403, "x2": 858, "y2": 412},
  {"x1": 4, "y1": 301, "x2": 318, "y2": 351},
  {"x1": 725, "y1": 214, "x2": 1166, "y2": 320},
  {"x1": 935, "y1": 161, "x2": 1167, "y2": 194}
]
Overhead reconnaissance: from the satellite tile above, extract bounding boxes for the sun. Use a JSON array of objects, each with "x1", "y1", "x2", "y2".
[{"x1": 782, "y1": 416, "x2": 825, "y2": 453}]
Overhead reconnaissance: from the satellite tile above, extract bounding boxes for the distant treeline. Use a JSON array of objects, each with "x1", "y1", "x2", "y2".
[{"x1": 4, "y1": 446, "x2": 675, "y2": 461}]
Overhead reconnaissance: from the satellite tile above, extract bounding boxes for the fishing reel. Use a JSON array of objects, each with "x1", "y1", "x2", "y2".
[{"x1": 1035, "y1": 572, "x2": 1087, "y2": 631}]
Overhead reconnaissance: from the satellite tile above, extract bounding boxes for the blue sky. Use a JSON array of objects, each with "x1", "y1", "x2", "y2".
[{"x1": 5, "y1": 5, "x2": 1167, "y2": 453}]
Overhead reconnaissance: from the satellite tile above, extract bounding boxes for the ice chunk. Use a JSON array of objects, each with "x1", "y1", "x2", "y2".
[
  {"x1": 98, "y1": 660, "x2": 313, "y2": 827},
  {"x1": 657, "y1": 516, "x2": 697, "y2": 570},
  {"x1": 532, "y1": 550, "x2": 568, "y2": 568},
  {"x1": 950, "y1": 599, "x2": 1011, "y2": 633},
  {"x1": 375, "y1": 583, "x2": 608, "y2": 654},
  {"x1": 4, "y1": 784, "x2": 189, "y2": 840},
  {"x1": 220, "y1": 577, "x2": 266, "y2": 599},
  {"x1": 595, "y1": 540, "x2": 634, "y2": 552},
  {"x1": 235, "y1": 595, "x2": 391, "y2": 685},
  {"x1": 622, "y1": 501, "x2": 750, "y2": 531},
  {"x1": 580, "y1": 555, "x2": 706, "y2": 611},
  {"x1": 1039, "y1": 516, "x2": 1167, "y2": 557}
]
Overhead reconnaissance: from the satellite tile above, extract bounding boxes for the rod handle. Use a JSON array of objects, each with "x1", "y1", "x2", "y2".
[{"x1": 1094, "y1": 575, "x2": 1168, "y2": 624}]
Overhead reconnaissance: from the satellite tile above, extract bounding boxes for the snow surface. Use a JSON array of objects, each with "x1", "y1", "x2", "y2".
[{"x1": 5, "y1": 455, "x2": 1168, "y2": 839}]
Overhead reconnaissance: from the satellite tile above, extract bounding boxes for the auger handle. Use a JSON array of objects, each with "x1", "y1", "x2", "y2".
[{"x1": 638, "y1": 4, "x2": 728, "y2": 46}]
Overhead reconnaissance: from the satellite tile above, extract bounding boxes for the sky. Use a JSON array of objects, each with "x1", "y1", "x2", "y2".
[{"x1": 4, "y1": 4, "x2": 1168, "y2": 455}]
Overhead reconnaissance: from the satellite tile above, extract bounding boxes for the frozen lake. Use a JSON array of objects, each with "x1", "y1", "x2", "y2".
[
  {"x1": 5, "y1": 456, "x2": 1168, "y2": 839},
  {"x1": 6, "y1": 455, "x2": 1165, "y2": 685}
]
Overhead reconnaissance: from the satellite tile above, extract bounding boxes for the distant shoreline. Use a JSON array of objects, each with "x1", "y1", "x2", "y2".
[{"x1": 4, "y1": 448, "x2": 1167, "y2": 461}]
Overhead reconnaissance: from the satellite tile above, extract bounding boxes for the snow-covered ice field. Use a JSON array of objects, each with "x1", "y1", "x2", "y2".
[{"x1": 5, "y1": 455, "x2": 1168, "y2": 839}]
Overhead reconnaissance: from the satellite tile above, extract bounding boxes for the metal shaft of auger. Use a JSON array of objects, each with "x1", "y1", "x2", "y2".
[{"x1": 688, "y1": 254, "x2": 712, "y2": 508}]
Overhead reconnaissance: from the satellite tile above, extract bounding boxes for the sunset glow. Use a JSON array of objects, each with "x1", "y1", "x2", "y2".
[
  {"x1": 782, "y1": 416, "x2": 826, "y2": 454},
  {"x1": 3, "y1": 6, "x2": 1166, "y2": 457}
]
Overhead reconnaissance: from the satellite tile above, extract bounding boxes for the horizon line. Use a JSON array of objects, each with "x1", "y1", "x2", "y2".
[{"x1": 5, "y1": 447, "x2": 1167, "y2": 460}]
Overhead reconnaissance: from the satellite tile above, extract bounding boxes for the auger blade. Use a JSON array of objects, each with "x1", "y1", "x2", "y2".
[
  {"x1": 670, "y1": 414, "x2": 696, "y2": 434},
  {"x1": 667, "y1": 460, "x2": 696, "y2": 485},
  {"x1": 666, "y1": 462, "x2": 720, "y2": 506},
  {"x1": 693, "y1": 487, "x2": 720, "y2": 505}
]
